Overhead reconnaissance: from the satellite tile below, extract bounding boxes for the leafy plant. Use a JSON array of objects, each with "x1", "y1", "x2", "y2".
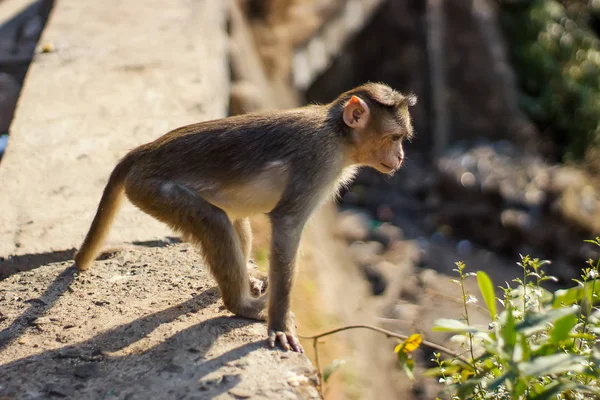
[
  {"x1": 500, "y1": 0, "x2": 600, "y2": 160},
  {"x1": 425, "y1": 239, "x2": 600, "y2": 399},
  {"x1": 302, "y1": 240, "x2": 600, "y2": 399}
]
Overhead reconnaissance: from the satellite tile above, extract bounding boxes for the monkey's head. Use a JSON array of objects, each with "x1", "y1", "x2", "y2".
[{"x1": 338, "y1": 83, "x2": 417, "y2": 175}]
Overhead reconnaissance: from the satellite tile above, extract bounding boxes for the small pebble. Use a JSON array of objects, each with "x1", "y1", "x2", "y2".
[
  {"x1": 286, "y1": 372, "x2": 309, "y2": 387},
  {"x1": 32, "y1": 316, "x2": 52, "y2": 325},
  {"x1": 228, "y1": 388, "x2": 253, "y2": 398},
  {"x1": 40, "y1": 42, "x2": 55, "y2": 53},
  {"x1": 44, "y1": 383, "x2": 72, "y2": 398}
]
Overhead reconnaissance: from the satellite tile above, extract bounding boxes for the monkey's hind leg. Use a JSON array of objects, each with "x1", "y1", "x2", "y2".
[
  {"x1": 234, "y1": 218, "x2": 268, "y2": 296},
  {"x1": 125, "y1": 179, "x2": 267, "y2": 320}
]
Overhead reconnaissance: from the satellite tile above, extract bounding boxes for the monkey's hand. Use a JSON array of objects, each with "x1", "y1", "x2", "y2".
[{"x1": 268, "y1": 313, "x2": 304, "y2": 353}]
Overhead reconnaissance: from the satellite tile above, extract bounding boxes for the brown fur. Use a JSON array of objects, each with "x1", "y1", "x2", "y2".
[{"x1": 74, "y1": 82, "x2": 416, "y2": 352}]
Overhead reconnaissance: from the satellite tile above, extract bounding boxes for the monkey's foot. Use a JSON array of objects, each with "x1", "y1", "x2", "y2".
[
  {"x1": 268, "y1": 330, "x2": 304, "y2": 353},
  {"x1": 247, "y1": 261, "x2": 268, "y2": 297},
  {"x1": 248, "y1": 270, "x2": 268, "y2": 297},
  {"x1": 234, "y1": 295, "x2": 268, "y2": 321}
]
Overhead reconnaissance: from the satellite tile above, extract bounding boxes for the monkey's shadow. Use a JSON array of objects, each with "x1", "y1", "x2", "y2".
[
  {"x1": 0, "y1": 270, "x2": 270, "y2": 399},
  {"x1": 0, "y1": 237, "x2": 180, "y2": 280},
  {"x1": 0, "y1": 265, "x2": 78, "y2": 350},
  {"x1": 0, "y1": 248, "x2": 77, "y2": 280}
]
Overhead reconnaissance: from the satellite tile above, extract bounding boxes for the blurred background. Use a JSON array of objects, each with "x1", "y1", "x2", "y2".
[{"x1": 2, "y1": 0, "x2": 600, "y2": 398}]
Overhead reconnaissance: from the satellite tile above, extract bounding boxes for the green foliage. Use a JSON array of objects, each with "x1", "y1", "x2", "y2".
[
  {"x1": 477, "y1": 271, "x2": 498, "y2": 321},
  {"x1": 500, "y1": 0, "x2": 600, "y2": 159},
  {"x1": 410, "y1": 239, "x2": 600, "y2": 399}
]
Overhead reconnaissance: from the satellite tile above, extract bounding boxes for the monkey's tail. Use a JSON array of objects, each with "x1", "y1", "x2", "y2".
[{"x1": 74, "y1": 157, "x2": 133, "y2": 271}]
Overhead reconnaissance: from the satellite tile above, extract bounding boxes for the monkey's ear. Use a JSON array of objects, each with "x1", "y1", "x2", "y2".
[{"x1": 343, "y1": 95, "x2": 370, "y2": 129}]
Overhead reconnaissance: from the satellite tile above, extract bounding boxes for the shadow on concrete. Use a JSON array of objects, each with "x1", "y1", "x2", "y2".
[
  {"x1": 0, "y1": 287, "x2": 263, "y2": 399},
  {"x1": 0, "y1": 0, "x2": 55, "y2": 83},
  {"x1": 0, "y1": 237, "x2": 183, "y2": 280},
  {"x1": 0, "y1": 265, "x2": 77, "y2": 350},
  {"x1": 130, "y1": 236, "x2": 182, "y2": 247},
  {"x1": 0, "y1": 248, "x2": 76, "y2": 280}
]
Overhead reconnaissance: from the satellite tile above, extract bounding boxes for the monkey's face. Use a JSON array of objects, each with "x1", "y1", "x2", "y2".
[
  {"x1": 357, "y1": 123, "x2": 407, "y2": 175},
  {"x1": 343, "y1": 96, "x2": 413, "y2": 175}
]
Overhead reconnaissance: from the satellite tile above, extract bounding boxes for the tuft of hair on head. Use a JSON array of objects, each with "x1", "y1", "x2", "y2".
[
  {"x1": 404, "y1": 93, "x2": 417, "y2": 107},
  {"x1": 344, "y1": 82, "x2": 417, "y2": 109}
]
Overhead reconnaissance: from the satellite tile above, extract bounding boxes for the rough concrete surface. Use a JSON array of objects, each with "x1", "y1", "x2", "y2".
[
  {"x1": 0, "y1": 244, "x2": 320, "y2": 399},
  {"x1": 0, "y1": 0, "x2": 229, "y2": 257}
]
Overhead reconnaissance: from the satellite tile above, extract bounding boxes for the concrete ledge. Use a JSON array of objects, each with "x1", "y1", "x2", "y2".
[
  {"x1": 0, "y1": 0, "x2": 229, "y2": 257},
  {"x1": 0, "y1": 2, "x2": 322, "y2": 399}
]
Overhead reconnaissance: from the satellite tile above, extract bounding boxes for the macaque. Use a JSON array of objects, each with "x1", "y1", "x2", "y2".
[{"x1": 74, "y1": 82, "x2": 416, "y2": 352}]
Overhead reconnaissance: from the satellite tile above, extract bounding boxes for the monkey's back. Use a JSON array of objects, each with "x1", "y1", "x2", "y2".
[{"x1": 127, "y1": 107, "x2": 345, "y2": 186}]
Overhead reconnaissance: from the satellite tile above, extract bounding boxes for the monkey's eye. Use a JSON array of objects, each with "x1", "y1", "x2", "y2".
[{"x1": 391, "y1": 134, "x2": 402, "y2": 142}]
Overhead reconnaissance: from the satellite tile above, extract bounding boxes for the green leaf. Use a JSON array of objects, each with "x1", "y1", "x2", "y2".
[
  {"x1": 322, "y1": 359, "x2": 345, "y2": 383},
  {"x1": 477, "y1": 271, "x2": 497, "y2": 321},
  {"x1": 513, "y1": 334, "x2": 524, "y2": 363},
  {"x1": 397, "y1": 352, "x2": 415, "y2": 380},
  {"x1": 432, "y1": 318, "x2": 480, "y2": 333},
  {"x1": 501, "y1": 304, "x2": 517, "y2": 354},
  {"x1": 553, "y1": 281, "x2": 600, "y2": 307},
  {"x1": 550, "y1": 314, "x2": 578, "y2": 344},
  {"x1": 569, "y1": 332, "x2": 596, "y2": 340},
  {"x1": 509, "y1": 284, "x2": 553, "y2": 306},
  {"x1": 584, "y1": 238, "x2": 600, "y2": 246},
  {"x1": 484, "y1": 371, "x2": 515, "y2": 391},
  {"x1": 519, "y1": 353, "x2": 586, "y2": 376},
  {"x1": 528, "y1": 382, "x2": 600, "y2": 400},
  {"x1": 511, "y1": 378, "x2": 528, "y2": 399},
  {"x1": 455, "y1": 378, "x2": 482, "y2": 399},
  {"x1": 423, "y1": 364, "x2": 461, "y2": 377},
  {"x1": 518, "y1": 331, "x2": 531, "y2": 362},
  {"x1": 516, "y1": 305, "x2": 579, "y2": 334},
  {"x1": 553, "y1": 286, "x2": 581, "y2": 307},
  {"x1": 527, "y1": 380, "x2": 562, "y2": 400}
]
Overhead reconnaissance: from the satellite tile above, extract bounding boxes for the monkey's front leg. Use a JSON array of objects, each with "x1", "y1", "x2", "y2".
[{"x1": 267, "y1": 216, "x2": 305, "y2": 353}]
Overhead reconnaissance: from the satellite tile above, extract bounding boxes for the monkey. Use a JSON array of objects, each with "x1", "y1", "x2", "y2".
[{"x1": 74, "y1": 82, "x2": 417, "y2": 353}]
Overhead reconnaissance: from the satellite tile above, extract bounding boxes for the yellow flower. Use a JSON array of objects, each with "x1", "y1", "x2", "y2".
[{"x1": 394, "y1": 333, "x2": 423, "y2": 354}]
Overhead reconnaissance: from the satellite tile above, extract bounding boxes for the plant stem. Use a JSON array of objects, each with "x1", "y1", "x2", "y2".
[
  {"x1": 312, "y1": 337, "x2": 322, "y2": 391},
  {"x1": 535, "y1": 270, "x2": 541, "y2": 314},
  {"x1": 523, "y1": 261, "x2": 527, "y2": 316},
  {"x1": 459, "y1": 272, "x2": 477, "y2": 370},
  {"x1": 299, "y1": 324, "x2": 475, "y2": 369},
  {"x1": 580, "y1": 266, "x2": 598, "y2": 351}
]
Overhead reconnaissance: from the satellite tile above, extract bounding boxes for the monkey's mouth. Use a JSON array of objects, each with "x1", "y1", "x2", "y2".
[{"x1": 380, "y1": 163, "x2": 395, "y2": 172}]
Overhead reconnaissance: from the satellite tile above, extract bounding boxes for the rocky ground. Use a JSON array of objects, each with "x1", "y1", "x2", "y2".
[
  {"x1": 342, "y1": 141, "x2": 600, "y2": 289},
  {"x1": 333, "y1": 140, "x2": 600, "y2": 398},
  {"x1": 0, "y1": 243, "x2": 320, "y2": 400}
]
